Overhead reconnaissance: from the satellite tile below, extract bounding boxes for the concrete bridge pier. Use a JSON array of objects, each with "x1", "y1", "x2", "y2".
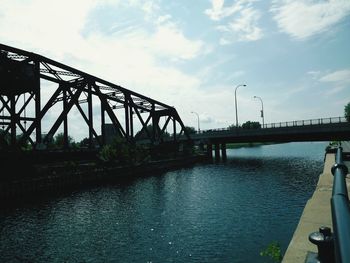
[
  {"x1": 214, "y1": 143, "x2": 220, "y2": 161},
  {"x1": 206, "y1": 143, "x2": 227, "y2": 161},
  {"x1": 221, "y1": 143, "x2": 227, "y2": 161},
  {"x1": 206, "y1": 143, "x2": 226, "y2": 161},
  {"x1": 207, "y1": 144, "x2": 213, "y2": 159}
]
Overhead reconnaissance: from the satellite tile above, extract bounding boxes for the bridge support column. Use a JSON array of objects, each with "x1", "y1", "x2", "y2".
[
  {"x1": 10, "y1": 95, "x2": 16, "y2": 146},
  {"x1": 207, "y1": 144, "x2": 213, "y2": 159},
  {"x1": 214, "y1": 143, "x2": 220, "y2": 161},
  {"x1": 101, "y1": 105, "x2": 106, "y2": 145},
  {"x1": 34, "y1": 61, "x2": 42, "y2": 147},
  {"x1": 221, "y1": 143, "x2": 227, "y2": 161}
]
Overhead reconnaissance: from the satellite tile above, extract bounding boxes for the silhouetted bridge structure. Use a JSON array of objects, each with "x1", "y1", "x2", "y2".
[
  {"x1": 188, "y1": 117, "x2": 350, "y2": 160},
  {"x1": 1, "y1": 43, "x2": 350, "y2": 157},
  {"x1": 0, "y1": 43, "x2": 190, "y2": 151}
]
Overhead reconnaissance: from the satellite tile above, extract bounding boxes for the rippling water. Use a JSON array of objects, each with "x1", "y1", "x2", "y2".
[{"x1": 0, "y1": 142, "x2": 327, "y2": 263}]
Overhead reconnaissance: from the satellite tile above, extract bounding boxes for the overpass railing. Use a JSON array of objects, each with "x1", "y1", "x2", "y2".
[
  {"x1": 263, "y1": 117, "x2": 347, "y2": 129},
  {"x1": 196, "y1": 116, "x2": 347, "y2": 134}
]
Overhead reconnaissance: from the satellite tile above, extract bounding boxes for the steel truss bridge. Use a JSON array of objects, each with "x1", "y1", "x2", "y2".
[{"x1": 0, "y1": 43, "x2": 190, "y2": 150}]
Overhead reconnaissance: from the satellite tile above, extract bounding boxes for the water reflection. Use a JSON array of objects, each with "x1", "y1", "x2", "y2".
[{"x1": 0, "y1": 142, "x2": 327, "y2": 262}]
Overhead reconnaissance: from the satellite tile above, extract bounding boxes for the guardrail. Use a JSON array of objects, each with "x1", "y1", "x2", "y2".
[
  {"x1": 196, "y1": 116, "x2": 348, "y2": 134},
  {"x1": 263, "y1": 117, "x2": 347, "y2": 129},
  {"x1": 331, "y1": 147, "x2": 350, "y2": 262},
  {"x1": 308, "y1": 146, "x2": 350, "y2": 262}
]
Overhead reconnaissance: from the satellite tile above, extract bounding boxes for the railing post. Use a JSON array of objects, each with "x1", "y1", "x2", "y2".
[{"x1": 308, "y1": 226, "x2": 335, "y2": 263}]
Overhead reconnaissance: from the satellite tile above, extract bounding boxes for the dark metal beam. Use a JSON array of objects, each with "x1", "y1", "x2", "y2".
[
  {"x1": 93, "y1": 85, "x2": 127, "y2": 139},
  {"x1": 44, "y1": 87, "x2": 83, "y2": 143}
]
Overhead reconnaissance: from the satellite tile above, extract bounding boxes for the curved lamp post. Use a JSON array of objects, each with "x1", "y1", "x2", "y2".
[
  {"x1": 234, "y1": 84, "x2": 247, "y2": 127},
  {"x1": 191, "y1": 111, "x2": 200, "y2": 133},
  {"x1": 253, "y1": 95, "x2": 264, "y2": 127}
]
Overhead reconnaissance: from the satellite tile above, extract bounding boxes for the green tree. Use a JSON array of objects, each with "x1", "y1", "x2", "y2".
[
  {"x1": 16, "y1": 134, "x2": 31, "y2": 150},
  {"x1": 228, "y1": 124, "x2": 240, "y2": 130},
  {"x1": 135, "y1": 125, "x2": 171, "y2": 140},
  {"x1": 184, "y1": 126, "x2": 196, "y2": 134},
  {"x1": 79, "y1": 137, "x2": 91, "y2": 148},
  {"x1": 242, "y1": 121, "x2": 261, "y2": 129},
  {"x1": 0, "y1": 129, "x2": 9, "y2": 150},
  {"x1": 51, "y1": 132, "x2": 74, "y2": 148},
  {"x1": 345, "y1": 102, "x2": 350, "y2": 122}
]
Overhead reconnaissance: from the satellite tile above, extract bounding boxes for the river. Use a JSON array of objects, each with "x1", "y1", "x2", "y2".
[{"x1": 0, "y1": 142, "x2": 328, "y2": 262}]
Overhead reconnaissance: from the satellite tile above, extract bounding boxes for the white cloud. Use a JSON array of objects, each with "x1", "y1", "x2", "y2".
[
  {"x1": 307, "y1": 70, "x2": 321, "y2": 80},
  {"x1": 205, "y1": 0, "x2": 242, "y2": 21},
  {"x1": 218, "y1": 7, "x2": 263, "y2": 42},
  {"x1": 313, "y1": 69, "x2": 350, "y2": 96},
  {"x1": 0, "y1": 0, "x2": 101, "y2": 59},
  {"x1": 205, "y1": 0, "x2": 263, "y2": 44},
  {"x1": 0, "y1": 0, "x2": 220, "y2": 139},
  {"x1": 319, "y1": 69, "x2": 350, "y2": 84},
  {"x1": 271, "y1": 0, "x2": 350, "y2": 40},
  {"x1": 320, "y1": 69, "x2": 350, "y2": 83},
  {"x1": 150, "y1": 23, "x2": 204, "y2": 60}
]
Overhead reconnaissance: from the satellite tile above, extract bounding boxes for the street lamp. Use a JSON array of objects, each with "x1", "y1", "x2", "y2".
[
  {"x1": 191, "y1": 111, "x2": 200, "y2": 132},
  {"x1": 253, "y1": 95, "x2": 264, "y2": 127},
  {"x1": 234, "y1": 84, "x2": 247, "y2": 127}
]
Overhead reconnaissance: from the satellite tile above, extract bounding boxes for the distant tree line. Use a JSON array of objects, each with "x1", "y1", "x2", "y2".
[
  {"x1": 345, "y1": 102, "x2": 350, "y2": 122},
  {"x1": 228, "y1": 121, "x2": 261, "y2": 130}
]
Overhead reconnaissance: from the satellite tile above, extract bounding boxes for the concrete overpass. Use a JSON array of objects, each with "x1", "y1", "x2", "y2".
[{"x1": 188, "y1": 117, "x2": 350, "y2": 160}]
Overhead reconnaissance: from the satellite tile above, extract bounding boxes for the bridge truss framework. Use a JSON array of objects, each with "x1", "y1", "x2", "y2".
[{"x1": 0, "y1": 43, "x2": 190, "y2": 149}]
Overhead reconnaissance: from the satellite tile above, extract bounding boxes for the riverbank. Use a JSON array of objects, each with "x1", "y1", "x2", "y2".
[
  {"x1": 0, "y1": 154, "x2": 209, "y2": 202},
  {"x1": 282, "y1": 143, "x2": 350, "y2": 262}
]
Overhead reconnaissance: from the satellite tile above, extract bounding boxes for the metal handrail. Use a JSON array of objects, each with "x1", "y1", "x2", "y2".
[
  {"x1": 196, "y1": 116, "x2": 348, "y2": 134},
  {"x1": 331, "y1": 147, "x2": 350, "y2": 263}
]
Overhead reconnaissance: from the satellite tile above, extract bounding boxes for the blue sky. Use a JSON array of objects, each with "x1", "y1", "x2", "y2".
[{"x1": 1, "y1": 0, "x2": 350, "y2": 138}]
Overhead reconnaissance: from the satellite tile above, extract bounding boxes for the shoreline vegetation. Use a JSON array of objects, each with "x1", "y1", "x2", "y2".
[
  {"x1": 0, "y1": 140, "x2": 336, "y2": 203},
  {"x1": 0, "y1": 137, "x2": 209, "y2": 202},
  {"x1": 0, "y1": 153, "x2": 208, "y2": 202}
]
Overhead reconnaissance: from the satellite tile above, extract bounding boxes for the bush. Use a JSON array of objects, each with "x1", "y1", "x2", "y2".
[
  {"x1": 98, "y1": 137, "x2": 148, "y2": 165},
  {"x1": 260, "y1": 241, "x2": 283, "y2": 262},
  {"x1": 99, "y1": 144, "x2": 117, "y2": 162}
]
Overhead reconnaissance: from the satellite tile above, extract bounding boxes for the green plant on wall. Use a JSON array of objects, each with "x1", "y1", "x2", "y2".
[
  {"x1": 260, "y1": 241, "x2": 283, "y2": 263},
  {"x1": 98, "y1": 137, "x2": 148, "y2": 165}
]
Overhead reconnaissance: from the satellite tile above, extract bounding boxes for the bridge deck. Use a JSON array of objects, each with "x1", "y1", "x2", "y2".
[{"x1": 189, "y1": 121, "x2": 350, "y2": 143}]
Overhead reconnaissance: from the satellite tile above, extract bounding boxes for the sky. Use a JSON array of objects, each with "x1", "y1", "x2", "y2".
[{"x1": 0, "y1": 0, "x2": 350, "y2": 139}]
